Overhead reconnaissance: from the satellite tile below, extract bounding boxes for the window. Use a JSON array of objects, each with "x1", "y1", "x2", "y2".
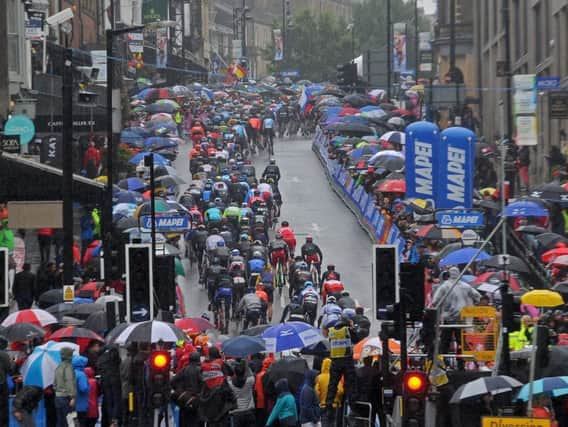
[
  {"x1": 493, "y1": 0, "x2": 498, "y2": 35},
  {"x1": 483, "y1": 0, "x2": 489, "y2": 44},
  {"x1": 543, "y1": 0, "x2": 550, "y2": 58},
  {"x1": 534, "y1": 3, "x2": 542, "y2": 65},
  {"x1": 514, "y1": 0, "x2": 521, "y2": 60},
  {"x1": 7, "y1": 0, "x2": 20, "y2": 74},
  {"x1": 522, "y1": 0, "x2": 528, "y2": 55}
]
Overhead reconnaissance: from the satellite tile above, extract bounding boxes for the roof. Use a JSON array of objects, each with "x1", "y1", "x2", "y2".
[{"x1": 0, "y1": 152, "x2": 105, "y2": 205}]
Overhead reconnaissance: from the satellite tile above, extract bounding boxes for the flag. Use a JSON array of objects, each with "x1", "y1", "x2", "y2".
[{"x1": 234, "y1": 64, "x2": 247, "y2": 79}]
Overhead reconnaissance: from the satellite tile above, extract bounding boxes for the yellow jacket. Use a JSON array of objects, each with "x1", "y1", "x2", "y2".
[{"x1": 315, "y1": 358, "x2": 344, "y2": 408}]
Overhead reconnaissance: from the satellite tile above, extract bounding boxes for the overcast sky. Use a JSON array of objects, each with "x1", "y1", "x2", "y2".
[{"x1": 421, "y1": 0, "x2": 436, "y2": 14}]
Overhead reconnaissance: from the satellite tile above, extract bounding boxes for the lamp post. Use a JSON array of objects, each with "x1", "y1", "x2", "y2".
[{"x1": 386, "y1": 0, "x2": 392, "y2": 100}]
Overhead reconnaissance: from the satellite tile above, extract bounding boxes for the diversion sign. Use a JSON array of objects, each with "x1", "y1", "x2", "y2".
[{"x1": 481, "y1": 417, "x2": 550, "y2": 427}]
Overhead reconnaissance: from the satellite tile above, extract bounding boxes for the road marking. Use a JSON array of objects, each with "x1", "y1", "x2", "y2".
[{"x1": 311, "y1": 223, "x2": 321, "y2": 233}]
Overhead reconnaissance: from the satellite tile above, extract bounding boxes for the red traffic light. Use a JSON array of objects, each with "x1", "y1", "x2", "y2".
[
  {"x1": 404, "y1": 372, "x2": 427, "y2": 394},
  {"x1": 151, "y1": 351, "x2": 171, "y2": 370}
]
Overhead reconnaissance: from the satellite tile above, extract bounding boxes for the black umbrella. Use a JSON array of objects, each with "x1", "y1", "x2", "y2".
[
  {"x1": 144, "y1": 103, "x2": 177, "y2": 114},
  {"x1": 115, "y1": 216, "x2": 138, "y2": 230},
  {"x1": 535, "y1": 233, "x2": 568, "y2": 250},
  {"x1": 83, "y1": 311, "x2": 109, "y2": 335},
  {"x1": 552, "y1": 281, "x2": 568, "y2": 295},
  {"x1": 327, "y1": 122, "x2": 374, "y2": 136},
  {"x1": 241, "y1": 324, "x2": 271, "y2": 336},
  {"x1": 515, "y1": 225, "x2": 548, "y2": 235},
  {"x1": 372, "y1": 156, "x2": 405, "y2": 172},
  {"x1": 155, "y1": 175, "x2": 186, "y2": 187},
  {"x1": 344, "y1": 94, "x2": 373, "y2": 108},
  {"x1": 530, "y1": 183, "x2": 568, "y2": 204},
  {"x1": 37, "y1": 289, "x2": 63, "y2": 310},
  {"x1": 317, "y1": 87, "x2": 345, "y2": 97},
  {"x1": 542, "y1": 346, "x2": 568, "y2": 378},
  {"x1": 300, "y1": 340, "x2": 330, "y2": 356},
  {"x1": 480, "y1": 255, "x2": 530, "y2": 273},
  {"x1": 263, "y1": 357, "x2": 308, "y2": 398},
  {"x1": 3, "y1": 323, "x2": 46, "y2": 341},
  {"x1": 105, "y1": 322, "x2": 130, "y2": 344},
  {"x1": 47, "y1": 303, "x2": 104, "y2": 321}
]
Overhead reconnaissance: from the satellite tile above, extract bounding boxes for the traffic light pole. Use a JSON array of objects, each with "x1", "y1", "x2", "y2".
[
  {"x1": 399, "y1": 288, "x2": 408, "y2": 374},
  {"x1": 386, "y1": 0, "x2": 392, "y2": 100},
  {"x1": 62, "y1": 47, "x2": 74, "y2": 289}
]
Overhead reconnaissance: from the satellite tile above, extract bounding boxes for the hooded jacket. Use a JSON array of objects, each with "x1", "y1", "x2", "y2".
[
  {"x1": 72, "y1": 356, "x2": 90, "y2": 412},
  {"x1": 12, "y1": 385, "x2": 43, "y2": 413},
  {"x1": 254, "y1": 355, "x2": 274, "y2": 409},
  {"x1": 300, "y1": 369, "x2": 320, "y2": 424},
  {"x1": 315, "y1": 358, "x2": 344, "y2": 408},
  {"x1": 266, "y1": 378, "x2": 298, "y2": 427},
  {"x1": 54, "y1": 347, "x2": 77, "y2": 398},
  {"x1": 84, "y1": 367, "x2": 99, "y2": 419}
]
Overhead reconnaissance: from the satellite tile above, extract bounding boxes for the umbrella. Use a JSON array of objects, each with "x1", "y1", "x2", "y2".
[
  {"x1": 2, "y1": 323, "x2": 45, "y2": 341},
  {"x1": 338, "y1": 107, "x2": 361, "y2": 116},
  {"x1": 37, "y1": 289, "x2": 63, "y2": 309},
  {"x1": 552, "y1": 281, "x2": 568, "y2": 294},
  {"x1": 155, "y1": 175, "x2": 186, "y2": 187},
  {"x1": 83, "y1": 311, "x2": 108, "y2": 335},
  {"x1": 115, "y1": 216, "x2": 139, "y2": 230},
  {"x1": 353, "y1": 337, "x2": 401, "y2": 360},
  {"x1": 516, "y1": 377, "x2": 568, "y2": 401},
  {"x1": 369, "y1": 153, "x2": 405, "y2": 172},
  {"x1": 133, "y1": 199, "x2": 172, "y2": 218},
  {"x1": 113, "y1": 203, "x2": 137, "y2": 217},
  {"x1": 542, "y1": 247, "x2": 568, "y2": 263},
  {"x1": 344, "y1": 94, "x2": 373, "y2": 108},
  {"x1": 112, "y1": 320, "x2": 187, "y2": 344},
  {"x1": 326, "y1": 122, "x2": 374, "y2": 135},
  {"x1": 49, "y1": 326, "x2": 104, "y2": 352},
  {"x1": 481, "y1": 255, "x2": 530, "y2": 273},
  {"x1": 377, "y1": 179, "x2": 406, "y2": 193},
  {"x1": 144, "y1": 137, "x2": 179, "y2": 150},
  {"x1": 380, "y1": 131, "x2": 406, "y2": 145},
  {"x1": 117, "y1": 177, "x2": 146, "y2": 192},
  {"x1": 264, "y1": 356, "x2": 308, "y2": 396},
  {"x1": 114, "y1": 190, "x2": 144, "y2": 204},
  {"x1": 439, "y1": 247, "x2": 491, "y2": 267},
  {"x1": 105, "y1": 323, "x2": 131, "y2": 344},
  {"x1": 349, "y1": 145, "x2": 380, "y2": 159},
  {"x1": 21, "y1": 341, "x2": 80, "y2": 387},
  {"x1": 76, "y1": 281, "x2": 105, "y2": 299},
  {"x1": 1, "y1": 309, "x2": 58, "y2": 327},
  {"x1": 175, "y1": 317, "x2": 213, "y2": 335},
  {"x1": 542, "y1": 347, "x2": 568, "y2": 377},
  {"x1": 535, "y1": 233, "x2": 568, "y2": 250},
  {"x1": 550, "y1": 255, "x2": 568, "y2": 267},
  {"x1": 241, "y1": 324, "x2": 271, "y2": 336},
  {"x1": 450, "y1": 376, "x2": 523, "y2": 403},
  {"x1": 521, "y1": 290, "x2": 564, "y2": 307},
  {"x1": 530, "y1": 183, "x2": 568, "y2": 204},
  {"x1": 46, "y1": 303, "x2": 104, "y2": 320},
  {"x1": 471, "y1": 272, "x2": 522, "y2": 292},
  {"x1": 154, "y1": 165, "x2": 178, "y2": 178},
  {"x1": 501, "y1": 200, "x2": 548, "y2": 218},
  {"x1": 129, "y1": 152, "x2": 169, "y2": 166},
  {"x1": 143, "y1": 87, "x2": 175, "y2": 102},
  {"x1": 144, "y1": 103, "x2": 178, "y2": 114},
  {"x1": 415, "y1": 224, "x2": 461, "y2": 240},
  {"x1": 95, "y1": 295, "x2": 123, "y2": 305},
  {"x1": 221, "y1": 336, "x2": 266, "y2": 358},
  {"x1": 515, "y1": 225, "x2": 548, "y2": 235},
  {"x1": 300, "y1": 340, "x2": 331, "y2": 356},
  {"x1": 261, "y1": 322, "x2": 324, "y2": 352}
]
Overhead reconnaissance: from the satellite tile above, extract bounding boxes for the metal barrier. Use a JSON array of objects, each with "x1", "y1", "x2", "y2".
[{"x1": 343, "y1": 401, "x2": 373, "y2": 427}]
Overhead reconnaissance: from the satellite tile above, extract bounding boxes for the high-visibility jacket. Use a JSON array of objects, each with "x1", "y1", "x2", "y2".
[{"x1": 328, "y1": 325, "x2": 352, "y2": 358}]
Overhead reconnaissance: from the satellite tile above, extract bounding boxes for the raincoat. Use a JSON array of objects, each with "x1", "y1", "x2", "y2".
[
  {"x1": 315, "y1": 358, "x2": 344, "y2": 408},
  {"x1": 72, "y1": 355, "x2": 90, "y2": 413},
  {"x1": 254, "y1": 356, "x2": 274, "y2": 409},
  {"x1": 266, "y1": 378, "x2": 298, "y2": 427},
  {"x1": 300, "y1": 370, "x2": 320, "y2": 424}
]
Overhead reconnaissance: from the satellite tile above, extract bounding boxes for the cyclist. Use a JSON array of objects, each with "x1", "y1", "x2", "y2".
[
  {"x1": 211, "y1": 240, "x2": 231, "y2": 268},
  {"x1": 276, "y1": 220, "x2": 296, "y2": 256},
  {"x1": 268, "y1": 233, "x2": 290, "y2": 273},
  {"x1": 300, "y1": 281, "x2": 320, "y2": 325},
  {"x1": 261, "y1": 113, "x2": 275, "y2": 152},
  {"x1": 205, "y1": 257, "x2": 227, "y2": 301},
  {"x1": 247, "y1": 252, "x2": 266, "y2": 287},
  {"x1": 289, "y1": 260, "x2": 311, "y2": 298},
  {"x1": 320, "y1": 264, "x2": 341, "y2": 287},
  {"x1": 204, "y1": 203, "x2": 223, "y2": 230},
  {"x1": 260, "y1": 265, "x2": 275, "y2": 321},
  {"x1": 255, "y1": 282, "x2": 270, "y2": 324},
  {"x1": 277, "y1": 105, "x2": 290, "y2": 138},
  {"x1": 338, "y1": 290, "x2": 357, "y2": 310},
  {"x1": 247, "y1": 190, "x2": 265, "y2": 210},
  {"x1": 318, "y1": 295, "x2": 342, "y2": 330},
  {"x1": 301, "y1": 235, "x2": 323, "y2": 280},
  {"x1": 205, "y1": 229, "x2": 224, "y2": 254},
  {"x1": 280, "y1": 295, "x2": 307, "y2": 323},
  {"x1": 237, "y1": 288, "x2": 264, "y2": 330},
  {"x1": 247, "y1": 115, "x2": 262, "y2": 151},
  {"x1": 321, "y1": 278, "x2": 345, "y2": 304},
  {"x1": 248, "y1": 240, "x2": 268, "y2": 262},
  {"x1": 190, "y1": 224, "x2": 208, "y2": 266},
  {"x1": 237, "y1": 233, "x2": 251, "y2": 257},
  {"x1": 262, "y1": 159, "x2": 281, "y2": 183},
  {"x1": 212, "y1": 276, "x2": 233, "y2": 332}
]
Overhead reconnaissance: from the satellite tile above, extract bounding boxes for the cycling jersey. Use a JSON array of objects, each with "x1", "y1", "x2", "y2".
[
  {"x1": 302, "y1": 289, "x2": 319, "y2": 305},
  {"x1": 262, "y1": 118, "x2": 274, "y2": 129},
  {"x1": 205, "y1": 207, "x2": 222, "y2": 223},
  {"x1": 248, "y1": 258, "x2": 266, "y2": 274}
]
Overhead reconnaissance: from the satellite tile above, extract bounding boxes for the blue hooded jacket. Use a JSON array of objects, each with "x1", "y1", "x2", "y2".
[
  {"x1": 299, "y1": 369, "x2": 320, "y2": 424},
  {"x1": 72, "y1": 355, "x2": 90, "y2": 412},
  {"x1": 266, "y1": 378, "x2": 298, "y2": 426}
]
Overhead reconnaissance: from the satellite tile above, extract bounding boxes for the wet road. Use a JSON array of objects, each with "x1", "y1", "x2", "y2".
[{"x1": 173, "y1": 136, "x2": 374, "y2": 331}]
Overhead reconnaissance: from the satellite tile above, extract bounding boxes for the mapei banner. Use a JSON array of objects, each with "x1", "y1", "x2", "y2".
[
  {"x1": 438, "y1": 127, "x2": 475, "y2": 209},
  {"x1": 405, "y1": 121, "x2": 440, "y2": 206}
]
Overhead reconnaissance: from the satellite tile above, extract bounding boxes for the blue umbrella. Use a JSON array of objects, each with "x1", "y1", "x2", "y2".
[
  {"x1": 144, "y1": 137, "x2": 178, "y2": 150},
  {"x1": 439, "y1": 247, "x2": 492, "y2": 267},
  {"x1": 135, "y1": 87, "x2": 154, "y2": 99},
  {"x1": 113, "y1": 203, "x2": 137, "y2": 217},
  {"x1": 501, "y1": 200, "x2": 549, "y2": 218},
  {"x1": 120, "y1": 131, "x2": 145, "y2": 145},
  {"x1": 221, "y1": 336, "x2": 266, "y2": 358},
  {"x1": 117, "y1": 177, "x2": 146, "y2": 191},
  {"x1": 360, "y1": 105, "x2": 382, "y2": 113},
  {"x1": 148, "y1": 122, "x2": 178, "y2": 135},
  {"x1": 21, "y1": 341, "x2": 80, "y2": 387},
  {"x1": 516, "y1": 377, "x2": 568, "y2": 400},
  {"x1": 113, "y1": 190, "x2": 143, "y2": 204},
  {"x1": 261, "y1": 322, "x2": 324, "y2": 352},
  {"x1": 129, "y1": 152, "x2": 169, "y2": 166},
  {"x1": 350, "y1": 145, "x2": 380, "y2": 159}
]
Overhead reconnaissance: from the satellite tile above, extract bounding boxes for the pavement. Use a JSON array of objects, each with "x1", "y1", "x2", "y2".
[{"x1": 173, "y1": 136, "x2": 374, "y2": 333}]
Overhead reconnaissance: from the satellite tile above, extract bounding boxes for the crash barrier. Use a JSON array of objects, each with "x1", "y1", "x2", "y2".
[
  {"x1": 313, "y1": 127, "x2": 405, "y2": 250},
  {"x1": 344, "y1": 400, "x2": 374, "y2": 426},
  {"x1": 9, "y1": 398, "x2": 47, "y2": 427}
]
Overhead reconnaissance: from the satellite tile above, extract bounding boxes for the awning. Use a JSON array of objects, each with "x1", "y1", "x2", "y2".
[{"x1": 0, "y1": 152, "x2": 105, "y2": 205}]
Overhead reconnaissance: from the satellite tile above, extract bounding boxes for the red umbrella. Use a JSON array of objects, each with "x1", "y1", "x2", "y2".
[
  {"x1": 76, "y1": 282, "x2": 105, "y2": 300},
  {"x1": 542, "y1": 247, "x2": 568, "y2": 263},
  {"x1": 145, "y1": 87, "x2": 175, "y2": 102},
  {"x1": 175, "y1": 317, "x2": 214, "y2": 335},
  {"x1": 338, "y1": 107, "x2": 361, "y2": 116},
  {"x1": 49, "y1": 326, "x2": 104, "y2": 353},
  {"x1": 1, "y1": 309, "x2": 58, "y2": 327},
  {"x1": 471, "y1": 272, "x2": 521, "y2": 291},
  {"x1": 377, "y1": 179, "x2": 406, "y2": 193}
]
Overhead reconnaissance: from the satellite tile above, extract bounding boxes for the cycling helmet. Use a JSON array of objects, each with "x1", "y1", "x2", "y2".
[
  {"x1": 201, "y1": 312, "x2": 210, "y2": 321},
  {"x1": 240, "y1": 233, "x2": 249, "y2": 241},
  {"x1": 252, "y1": 250, "x2": 263, "y2": 259},
  {"x1": 281, "y1": 221, "x2": 289, "y2": 227},
  {"x1": 275, "y1": 233, "x2": 283, "y2": 239},
  {"x1": 211, "y1": 228, "x2": 219, "y2": 234},
  {"x1": 303, "y1": 281, "x2": 314, "y2": 290},
  {"x1": 327, "y1": 264, "x2": 335, "y2": 270},
  {"x1": 341, "y1": 290, "x2": 350, "y2": 297},
  {"x1": 269, "y1": 158, "x2": 276, "y2": 165},
  {"x1": 342, "y1": 308, "x2": 356, "y2": 320},
  {"x1": 253, "y1": 240, "x2": 263, "y2": 245},
  {"x1": 231, "y1": 249, "x2": 240, "y2": 257},
  {"x1": 216, "y1": 240, "x2": 225, "y2": 247},
  {"x1": 387, "y1": 116, "x2": 405, "y2": 130},
  {"x1": 305, "y1": 235, "x2": 313, "y2": 242},
  {"x1": 327, "y1": 296, "x2": 337, "y2": 304},
  {"x1": 197, "y1": 224, "x2": 206, "y2": 230},
  {"x1": 298, "y1": 261, "x2": 309, "y2": 270}
]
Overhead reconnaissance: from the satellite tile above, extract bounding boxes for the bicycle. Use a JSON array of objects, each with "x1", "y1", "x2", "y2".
[
  {"x1": 214, "y1": 288, "x2": 232, "y2": 334},
  {"x1": 264, "y1": 131, "x2": 274, "y2": 157},
  {"x1": 309, "y1": 261, "x2": 320, "y2": 285},
  {"x1": 275, "y1": 259, "x2": 286, "y2": 296}
]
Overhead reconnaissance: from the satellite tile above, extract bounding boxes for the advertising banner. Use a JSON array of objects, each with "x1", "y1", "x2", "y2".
[
  {"x1": 393, "y1": 23, "x2": 407, "y2": 72},
  {"x1": 156, "y1": 28, "x2": 168, "y2": 68},
  {"x1": 25, "y1": 11, "x2": 44, "y2": 40},
  {"x1": 516, "y1": 115, "x2": 538, "y2": 146},
  {"x1": 438, "y1": 127, "x2": 475, "y2": 209},
  {"x1": 273, "y1": 29, "x2": 284, "y2": 62},
  {"x1": 405, "y1": 121, "x2": 440, "y2": 206}
]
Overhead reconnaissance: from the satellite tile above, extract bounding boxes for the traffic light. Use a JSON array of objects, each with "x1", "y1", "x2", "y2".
[
  {"x1": 420, "y1": 308, "x2": 437, "y2": 356},
  {"x1": 155, "y1": 255, "x2": 176, "y2": 312},
  {"x1": 149, "y1": 351, "x2": 171, "y2": 408},
  {"x1": 403, "y1": 371, "x2": 428, "y2": 427},
  {"x1": 126, "y1": 244, "x2": 153, "y2": 322},
  {"x1": 502, "y1": 291, "x2": 521, "y2": 332},
  {"x1": 336, "y1": 63, "x2": 357, "y2": 86},
  {"x1": 374, "y1": 245, "x2": 399, "y2": 320},
  {"x1": 400, "y1": 263, "x2": 425, "y2": 322},
  {"x1": 0, "y1": 248, "x2": 7, "y2": 307},
  {"x1": 534, "y1": 325, "x2": 550, "y2": 378}
]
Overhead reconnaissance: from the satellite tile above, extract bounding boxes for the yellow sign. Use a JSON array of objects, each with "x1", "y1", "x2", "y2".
[
  {"x1": 63, "y1": 285, "x2": 74, "y2": 303},
  {"x1": 460, "y1": 306, "x2": 497, "y2": 362},
  {"x1": 482, "y1": 416, "x2": 551, "y2": 427}
]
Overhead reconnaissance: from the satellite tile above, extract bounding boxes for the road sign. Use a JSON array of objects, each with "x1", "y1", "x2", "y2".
[
  {"x1": 537, "y1": 76, "x2": 561, "y2": 91},
  {"x1": 63, "y1": 285, "x2": 74, "y2": 303},
  {"x1": 549, "y1": 91, "x2": 568, "y2": 119},
  {"x1": 461, "y1": 306, "x2": 498, "y2": 362},
  {"x1": 142, "y1": 215, "x2": 189, "y2": 232},
  {"x1": 436, "y1": 210, "x2": 485, "y2": 229},
  {"x1": 0, "y1": 134, "x2": 21, "y2": 153},
  {"x1": 482, "y1": 417, "x2": 550, "y2": 427}
]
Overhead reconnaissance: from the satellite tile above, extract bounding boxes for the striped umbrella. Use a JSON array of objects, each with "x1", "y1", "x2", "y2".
[
  {"x1": 49, "y1": 326, "x2": 104, "y2": 352},
  {"x1": 262, "y1": 322, "x2": 324, "y2": 353},
  {"x1": 112, "y1": 320, "x2": 187, "y2": 344},
  {"x1": 516, "y1": 377, "x2": 568, "y2": 400},
  {"x1": 1, "y1": 309, "x2": 58, "y2": 327},
  {"x1": 21, "y1": 341, "x2": 80, "y2": 387},
  {"x1": 450, "y1": 376, "x2": 523, "y2": 403}
]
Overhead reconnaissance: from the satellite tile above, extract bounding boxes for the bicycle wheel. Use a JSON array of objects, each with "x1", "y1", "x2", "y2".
[
  {"x1": 276, "y1": 261, "x2": 283, "y2": 296},
  {"x1": 220, "y1": 300, "x2": 226, "y2": 334},
  {"x1": 311, "y1": 264, "x2": 319, "y2": 285}
]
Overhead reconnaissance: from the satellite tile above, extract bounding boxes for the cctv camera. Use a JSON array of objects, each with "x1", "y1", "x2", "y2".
[
  {"x1": 76, "y1": 66, "x2": 100, "y2": 81},
  {"x1": 46, "y1": 8, "x2": 74, "y2": 27}
]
